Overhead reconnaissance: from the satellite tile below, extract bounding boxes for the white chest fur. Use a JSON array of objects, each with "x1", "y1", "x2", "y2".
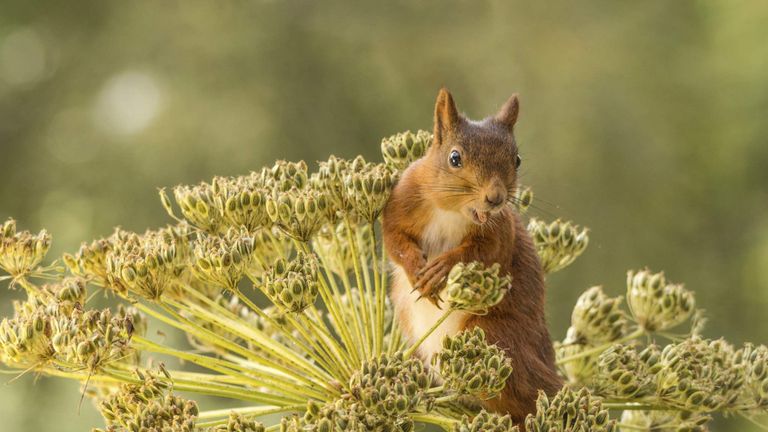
[
  {"x1": 421, "y1": 208, "x2": 469, "y2": 259},
  {"x1": 391, "y1": 208, "x2": 471, "y2": 359}
]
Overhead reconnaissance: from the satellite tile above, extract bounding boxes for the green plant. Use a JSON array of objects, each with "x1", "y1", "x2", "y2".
[{"x1": 0, "y1": 130, "x2": 766, "y2": 431}]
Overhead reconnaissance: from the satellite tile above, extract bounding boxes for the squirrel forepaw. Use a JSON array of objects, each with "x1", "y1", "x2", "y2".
[{"x1": 414, "y1": 255, "x2": 456, "y2": 306}]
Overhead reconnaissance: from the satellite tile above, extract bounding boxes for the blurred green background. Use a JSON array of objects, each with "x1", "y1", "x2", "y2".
[{"x1": 1, "y1": 1, "x2": 767, "y2": 430}]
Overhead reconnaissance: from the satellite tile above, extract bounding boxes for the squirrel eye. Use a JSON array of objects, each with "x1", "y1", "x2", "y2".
[
  {"x1": 449, "y1": 150, "x2": 462, "y2": 168},
  {"x1": 515, "y1": 154, "x2": 522, "y2": 169}
]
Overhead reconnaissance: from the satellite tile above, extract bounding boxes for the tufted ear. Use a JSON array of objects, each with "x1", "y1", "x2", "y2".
[
  {"x1": 433, "y1": 87, "x2": 460, "y2": 146},
  {"x1": 494, "y1": 93, "x2": 520, "y2": 131}
]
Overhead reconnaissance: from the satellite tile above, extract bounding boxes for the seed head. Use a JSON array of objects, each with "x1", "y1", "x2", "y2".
[
  {"x1": 266, "y1": 187, "x2": 329, "y2": 241},
  {"x1": 626, "y1": 268, "x2": 695, "y2": 332},
  {"x1": 555, "y1": 331, "x2": 599, "y2": 386},
  {"x1": 261, "y1": 252, "x2": 319, "y2": 314},
  {"x1": 349, "y1": 352, "x2": 433, "y2": 419},
  {"x1": 596, "y1": 344, "x2": 659, "y2": 398},
  {"x1": 655, "y1": 337, "x2": 742, "y2": 411},
  {"x1": 96, "y1": 371, "x2": 197, "y2": 432},
  {"x1": 0, "y1": 295, "x2": 141, "y2": 371},
  {"x1": 525, "y1": 386, "x2": 616, "y2": 432},
  {"x1": 433, "y1": 327, "x2": 513, "y2": 399},
  {"x1": 342, "y1": 157, "x2": 396, "y2": 223},
  {"x1": 570, "y1": 286, "x2": 627, "y2": 344},
  {"x1": 259, "y1": 160, "x2": 309, "y2": 192},
  {"x1": 192, "y1": 228, "x2": 256, "y2": 291},
  {"x1": 527, "y1": 218, "x2": 589, "y2": 274},
  {"x1": 105, "y1": 226, "x2": 189, "y2": 300},
  {"x1": 215, "y1": 175, "x2": 272, "y2": 232},
  {"x1": 445, "y1": 262, "x2": 509, "y2": 314},
  {"x1": 0, "y1": 218, "x2": 51, "y2": 278},
  {"x1": 512, "y1": 186, "x2": 534, "y2": 213},
  {"x1": 453, "y1": 410, "x2": 519, "y2": 432},
  {"x1": 211, "y1": 412, "x2": 265, "y2": 432},
  {"x1": 380, "y1": 130, "x2": 432, "y2": 171},
  {"x1": 741, "y1": 343, "x2": 768, "y2": 406}
]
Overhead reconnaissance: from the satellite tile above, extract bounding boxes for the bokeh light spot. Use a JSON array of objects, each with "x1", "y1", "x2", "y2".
[
  {"x1": 0, "y1": 28, "x2": 47, "y2": 86},
  {"x1": 93, "y1": 70, "x2": 165, "y2": 137}
]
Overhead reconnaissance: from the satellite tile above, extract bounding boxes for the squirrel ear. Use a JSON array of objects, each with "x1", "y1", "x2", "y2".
[
  {"x1": 433, "y1": 87, "x2": 460, "y2": 145},
  {"x1": 494, "y1": 93, "x2": 520, "y2": 131}
]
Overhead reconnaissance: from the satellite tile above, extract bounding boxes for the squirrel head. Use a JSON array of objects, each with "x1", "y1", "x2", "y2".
[{"x1": 423, "y1": 87, "x2": 522, "y2": 225}]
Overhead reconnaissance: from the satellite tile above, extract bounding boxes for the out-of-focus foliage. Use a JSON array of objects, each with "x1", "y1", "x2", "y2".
[{"x1": 0, "y1": 1, "x2": 766, "y2": 431}]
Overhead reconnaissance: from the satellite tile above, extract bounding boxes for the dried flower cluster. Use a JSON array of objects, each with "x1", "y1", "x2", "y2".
[
  {"x1": 0, "y1": 130, "x2": 766, "y2": 431},
  {"x1": 433, "y1": 328, "x2": 513, "y2": 399},
  {"x1": 527, "y1": 219, "x2": 588, "y2": 274}
]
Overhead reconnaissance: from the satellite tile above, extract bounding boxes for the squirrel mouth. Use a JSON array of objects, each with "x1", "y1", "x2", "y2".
[{"x1": 470, "y1": 208, "x2": 490, "y2": 225}]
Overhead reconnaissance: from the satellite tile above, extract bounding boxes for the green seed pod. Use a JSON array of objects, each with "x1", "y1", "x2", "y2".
[
  {"x1": 380, "y1": 130, "x2": 433, "y2": 171},
  {"x1": 445, "y1": 262, "x2": 510, "y2": 313},
  {"x1": 626, "y1": 268, "x2": 696, "y2": 332},
  {"x1": 261, "y1": 252, "x2": 319, "y2": 314},
  {"x1": 570, "y1": 286, "x2": 627, "y2": 344},
  {"x1": 527, "y1": 218, "x2": 589, "y2": 274},
  {"x1": 434, "y1": 327, "x2": 513, "y2": 399}
]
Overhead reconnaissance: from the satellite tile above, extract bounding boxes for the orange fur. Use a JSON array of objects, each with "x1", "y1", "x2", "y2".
[{"x1": 382, "y1": 88, "x2": 561, "y2": 422}]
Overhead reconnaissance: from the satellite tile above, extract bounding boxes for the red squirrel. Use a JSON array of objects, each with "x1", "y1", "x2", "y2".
[{"x1": 382, "y1": 88, "x2": 562, "y2": 422}]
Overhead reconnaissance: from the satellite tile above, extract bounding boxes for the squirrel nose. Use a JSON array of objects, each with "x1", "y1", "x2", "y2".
[{"x1": 484, "y1": 191, "x2": 505, "y2": 208}]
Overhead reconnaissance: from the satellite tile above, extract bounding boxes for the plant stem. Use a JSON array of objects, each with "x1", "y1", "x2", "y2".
[
  {"x1": 196, "y1": 404, "x2": 305, "y2": 426},
  {"x1": 166, "y1": 295, "x2": 334, "y2": 384},
  {"x1": 602, "y1": 401, "x2": 672, "y2": 411},
  {"x1": 133, "y1": 336, "x2": 323, "y2": 401},
  {"x1": 344, "y1": 216, "x2": 373, "y2": 360},
  {"x1": 410, "y1": 412, "x2": 458, "y2": 430},
  {"x1": 556, "y1": 328, "x2": 645, "y2": 365},
  {"x1": 369, "y1": 224, "x2": 385, "y2": 356},
  {"x1": 136, "y1": 301, "x2": 335, "y2": 394},
  {"x1": 326, "y1": 230, "x2": 367, "y2": 364},
  {"x1": 404, "y1": 308, "x2": 455, "y2": 358},
  {"x1": 295, "y1": 242, "x2": 361, "y2": 369}
]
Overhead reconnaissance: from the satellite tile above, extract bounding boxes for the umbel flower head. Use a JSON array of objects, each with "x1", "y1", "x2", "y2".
[
  {"x1": 620, "y1": 410, "x2": 710, "y2": 432},
  {"x1": 445, "y1": 262, "x2": 510, "y2": 314},
  {"x1": 655, "y1": 337, "x2": 743, "y2": 412},
  {"x1": 259, "y1": 159, "x2": 309, "y2": 192},
  {"x1": 433, "y1": 327, "x2": 513, "y2": 399},
  {"x1": 172, "y1": 181, "x2": 225, "y2": 234},
  {"x1": 105, "y1": 226, "x2": 189, "y2": 300},
  {"x1": 284, "y1": 398, "x2": 415, "y2": 432},
  {"x1": 265, "y1": 186, "x2": 329, "y2": 241},
  {"x1": 742, "y1": 343, "x2": 768, "y2": 407},
  {"x1": 626, "y1": 268, "x2": 695, "y2": 332},
  {"x1": 380, "y1": 130, "x2": 433, "y2": 171},
  {"x1": 64, "y1": 234, "x2": 118, "y2": 287},
  {"x1": 0, "y1": 218, "x2": 51, "y2": 278},
  {"x1": 95, "y1": 370, "x2": 198, "y2": 432},
  {"x1": 0, "y1": 292, "x2": 142, "y2": 371},
  {"x1": 453, "y1": 410, "x2": 518, "y2": 432},
  {"x1": 596, "y1": 344, "x2": 659, "y2": 399},
  {"x1": 569, "y1": 286, "x2": 627, "y2": 344},
  {"x1": 512, "y1": 186, "x2": 534, "y2": 213},
  {"x1": 348, "y1": 352, "x2": 433, "y2": 419},
  {"x1": 555, "y1": 336, "x2": 599, "y2": 386},
  {"x1": 527, "y1": 218, "x2": 589, "y2": 274},
  {"x1": 261, "y1": 252, "x2": 319, "y2": 314},
  {"x1": 342, "y1": 157, "x2": 396, "y2": 223},
  {"x1": 525, "y1": 386, "x2": 616, "y2": 432},
  {"x1": 314, "y1": 155, "x2": 352, "y2": 220},
  {"x1": 212, "y1": 412, "x2": 265, "y2": 432},
  {"x1": 192, "y1": 227, "x2": 256, "y2": 290},
  {"x1": 213, "y1": 175, "x2": 271, "y2": 233}
]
